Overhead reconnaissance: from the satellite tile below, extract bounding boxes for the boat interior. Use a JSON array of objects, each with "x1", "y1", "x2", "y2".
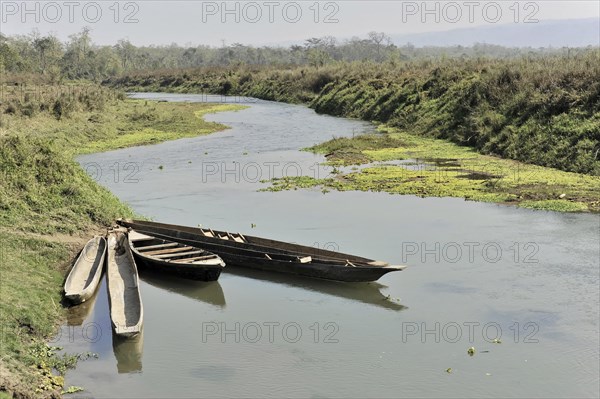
[
  {"x1": 67, "y1": 238, "x2": 106, "y2": 292},
  {"x1": 130, "y1": 232, "x2": 216, "y2": 264}
]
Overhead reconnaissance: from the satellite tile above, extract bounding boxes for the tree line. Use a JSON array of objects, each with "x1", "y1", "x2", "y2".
[{"x1": 0, "y1": 28, "x2": 586, "y2": 82}]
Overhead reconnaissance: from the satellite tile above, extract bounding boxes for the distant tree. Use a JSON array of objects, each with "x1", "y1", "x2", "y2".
[
  {"x1": 367, "y1": 31, "x2": 391, "y2": 61},
  {"x1": 0, "y1": 35, "x2": 23, "y2": 72},
  {"x1": 114, "y1": 39, "x2": 136, "y2": 70},
  {"x1": 62, "y1": 27, "x2": 94, "y2": 78}
]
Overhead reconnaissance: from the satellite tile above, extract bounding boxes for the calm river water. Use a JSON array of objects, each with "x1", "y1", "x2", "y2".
[{"x1": 59, "y1": 93, "x2": 599, "y2": 398}]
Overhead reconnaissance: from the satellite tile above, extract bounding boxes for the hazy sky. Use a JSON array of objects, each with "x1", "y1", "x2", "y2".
[{"x1": 1, "y1": 1, "x2": 599, "y2": 46}]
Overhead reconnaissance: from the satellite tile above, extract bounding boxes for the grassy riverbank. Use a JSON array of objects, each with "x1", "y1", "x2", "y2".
[
  {"x1": 0, "y1": 86, "x2": 244, "y2": 397},
  {"x1": 104, "y1": 53, "x2": 600, "y2": 211},
  {"x1": 266, "y1": 126, "x2": 600, "y2": 212},
  {"x1": 105, "y1": 51, "x2": 600, "y2": 177}
]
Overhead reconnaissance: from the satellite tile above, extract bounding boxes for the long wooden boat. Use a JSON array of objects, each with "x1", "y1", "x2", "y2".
[
  {"x1": 106, "y1": 229, "x2": 143, "y2": 337},
  {"x1": 117, "y1": 219, "x2": 406, "y2": 282},
  {"x1": 64, "y1": 236, "x2": 107, "y2": 304},
  {"x1": 128, "y1": 231, "x2": 225, "y2": 281},
  {"x1": 119, "y1": 219, "x2": 385, "y2": 264}
]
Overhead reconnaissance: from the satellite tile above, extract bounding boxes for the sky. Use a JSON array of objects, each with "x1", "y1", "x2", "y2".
[{"x1": 1, "y1": 0, "x2": 599, "y2": 46}]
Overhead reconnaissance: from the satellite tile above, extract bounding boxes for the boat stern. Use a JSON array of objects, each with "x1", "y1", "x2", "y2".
[
  {"x1": 114, "y1": 324, "x2": 142, "y2": 338},
  {"x1": 64, "y1": 292, "x2": 84, "y2": 304}
]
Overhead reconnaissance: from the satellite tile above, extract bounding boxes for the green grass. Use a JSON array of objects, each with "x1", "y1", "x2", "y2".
[
  {"x1": 519, "y1": 200, "x2": 590, "y2": 212},
  {"x1": 105, "y1": 51, "x2": 600, "y2": 176},
  {"x1": 0, "y1": 92, "x2": 244, "y2": 397},
  {"x1": 0, "y1": 234, "x2": 73, "y2": 396},
  {"x1": 268, "y1": 125, "x2": 600, "y2": 212},
  {"x1": 78, "y1": 102, "x2": 245, "y2": 153}
]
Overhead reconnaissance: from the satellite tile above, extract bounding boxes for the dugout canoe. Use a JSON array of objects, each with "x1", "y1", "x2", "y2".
[
  {"x1": 106, "y1": 229, "x2": 143, "y2": 337},
  {"x1": 63, "y1": 236, "x2": 107, "y2": 304}
]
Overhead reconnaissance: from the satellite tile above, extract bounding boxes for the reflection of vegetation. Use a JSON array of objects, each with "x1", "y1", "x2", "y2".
[
  {"x1": 0, "y1": 87, "x2": 239, "y2": 396},
  {"x1": 266, "y1": 127, "x2": 600, "y2": 212},
  {"x1": 109, "y1": 51, "x2": 600, "y2": 176}
]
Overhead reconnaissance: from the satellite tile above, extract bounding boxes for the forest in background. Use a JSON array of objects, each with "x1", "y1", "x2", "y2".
[{"x1": 0, "y1": 28, "x2": 590, "y2": 82}]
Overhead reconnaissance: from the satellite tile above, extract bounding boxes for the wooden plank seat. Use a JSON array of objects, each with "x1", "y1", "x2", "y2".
[
  {"x1": 154, "y1": 250, "x2": 206, "y2": 259},
  {"x1": 228, "y1": 233, "x2": 245, "y2": 243},
  {"x1": 143, "y1": 246, "x2": 193, "y2": 256},
  {"x1": 196, "y1": 227, "x2": 245, "y2": 243},
  {"x1": 170, "y1": 254, "x2": 219, "y2": 264},
  {"x1": 200, "y1": 228, "x2": 216, "y2": 238},
  {"x1": 128, "y1": 231, "x2": 155, "y2": 242},
  {"x1": 137, "y1": 242, "x2": 179, "y2": 252}
]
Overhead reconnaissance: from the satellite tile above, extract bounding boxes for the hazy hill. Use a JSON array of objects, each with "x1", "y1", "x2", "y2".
[{"x1": 391, "y1": 18, "x2": 599, "y2": 48}]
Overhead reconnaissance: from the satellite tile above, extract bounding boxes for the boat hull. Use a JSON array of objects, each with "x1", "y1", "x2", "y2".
[
  {"x1": 106, "y1": 230, "x2": 143, "y2": 337},
  {"x1": 222, "y1": 254, "x2": 400, "y2": 282},
  {"x1": 128, "y1": 233, "x2": 225, "y2": 281},
  {"x1": 64, "y1": 236, "x2": 107, "y2": 304},
  {"x1": 133, "y1": 255, "x2": 223, "y2": 281},
  {"x1": 118, "y1": 221, "x2": 405, "y2": 282},
  {"x1": 119, "y1": 219, "x2": 379, "y2": 264}
]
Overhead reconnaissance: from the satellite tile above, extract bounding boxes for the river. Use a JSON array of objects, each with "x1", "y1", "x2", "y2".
[{"x1": 57, "y1": 93, "x2": 599, "y2": 398}]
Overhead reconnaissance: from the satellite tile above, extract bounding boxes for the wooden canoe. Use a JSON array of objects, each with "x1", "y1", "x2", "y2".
[
  {"x1": 116, "y1": 219, "x2": 406, "y2": 282},
  {"x1": 64, "y1": 236, "x2": 107, "y2": 304},
  {"x1": 128, "y1": 231, "x2": 225, "y2": 281},
  {"x1": 119, "y1": 219, "x2": 384, "y2": 265},
  {"x1": 106, "y1": 230, "x2": 143, "y2": 337}
]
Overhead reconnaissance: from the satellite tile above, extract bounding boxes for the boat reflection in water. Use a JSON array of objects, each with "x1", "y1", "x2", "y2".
[
  {"x1": 113, "y1": 330, "x2": 144, "y2": 374},
  {"x1": 139, "y1": 269, "x2": 226, "y2": 308},
  {"x1": 65, "y1": 287, "x2": 101, "y2": 326},
  {"x1": 107, "y1": 256, "x2": 401, "y2": 375},
  {"x1": 141, "y1": 265, "x2": 402, "y2": 311},
  {"x1": 224, "y1": 266, "x2": 407, "y2": 312}
]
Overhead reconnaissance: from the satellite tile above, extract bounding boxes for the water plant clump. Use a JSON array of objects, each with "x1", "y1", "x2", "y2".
[{"x1": 264, "y1": 126, "x2": 600, "y2": 212}]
